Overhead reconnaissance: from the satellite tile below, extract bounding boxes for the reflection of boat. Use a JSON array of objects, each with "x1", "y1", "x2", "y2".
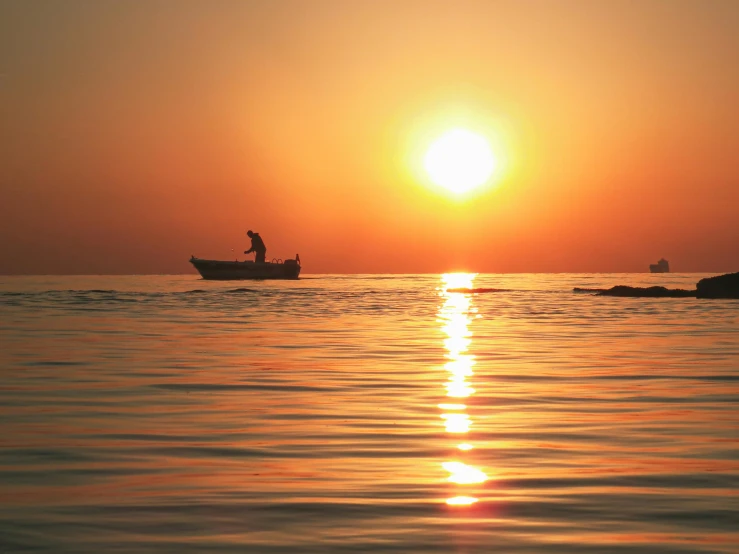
[
  {"x1": 649, "y1": 258, "x2": 670, "y2": 273},
  {"x1": 190, "y1": 256, "x2": 301, "y2": 280}
]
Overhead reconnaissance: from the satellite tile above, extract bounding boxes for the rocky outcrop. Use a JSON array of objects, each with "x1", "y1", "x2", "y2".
[
  {"x1": 572, "y1": 272, "x2": 739, "y2": 299},
  {"x1": 573, "y1": 287, "x2": 606, "y2": 293},
  {"x1": 696, "y1": 272, "x2": 739, "y2": 299},
  {"x1": 597, "y1": 285, "x2": 696, "y2": 298}
]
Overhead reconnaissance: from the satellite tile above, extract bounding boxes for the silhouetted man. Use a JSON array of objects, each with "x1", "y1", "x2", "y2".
[{"x1": 245, "y1": 230, "x2": 267, "y2": 263}]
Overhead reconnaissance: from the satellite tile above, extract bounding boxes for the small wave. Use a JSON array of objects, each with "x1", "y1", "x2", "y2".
[
  {"x1": 445, "y1": 287, "x2": 511, "y2": 294},
  {"x1": 152, "y1": 383, "x2": 336, "y2": 393},
  {"x1": 21, "y1": 360, "x2": 87, "y2": 367}
]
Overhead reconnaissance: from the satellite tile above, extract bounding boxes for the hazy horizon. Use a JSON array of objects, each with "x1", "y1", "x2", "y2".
[{"x1": 0, "y1": 270, "x2": 728, "y2": 278}]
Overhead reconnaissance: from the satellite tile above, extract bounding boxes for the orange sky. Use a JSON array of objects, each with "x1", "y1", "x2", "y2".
[{"x1": 1, "y1": 0, "x2": 738, "y2": 274}]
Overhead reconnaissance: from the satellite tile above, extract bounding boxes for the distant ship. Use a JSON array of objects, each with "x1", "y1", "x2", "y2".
[
  {"x1": 190, "y1": 255, "x2": 301, "y2": 280},
  {"x1": 649, "y1": 258, "x2": 670, "y2": 273}
]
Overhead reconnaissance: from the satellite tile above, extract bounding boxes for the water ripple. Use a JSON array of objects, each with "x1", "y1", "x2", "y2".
[{"x1": 0, "y1": 274, "x2": 737, "y2": 553}]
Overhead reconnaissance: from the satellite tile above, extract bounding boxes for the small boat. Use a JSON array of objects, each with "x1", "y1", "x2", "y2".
[
  {"x1": 190, "y1": 255, "x2": 301, "y2": 280},
  {"x1": 649, "y1": 258, "x2": 670, "y2": 273}
]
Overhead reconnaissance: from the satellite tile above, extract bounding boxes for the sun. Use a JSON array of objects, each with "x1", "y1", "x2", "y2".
[{"x1": 424, "y1": 129, "x2": 496, "y2": 194}]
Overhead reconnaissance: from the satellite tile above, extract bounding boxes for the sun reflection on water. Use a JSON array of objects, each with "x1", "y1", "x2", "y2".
[
  {"x1": 442, "y1": 462, "x2": 488, "y2": 484},
  {"x1": 446, "y1": 496, "x2": 479, "y2": 506},
  {"x1": 439, "y1": 273, "x2": 488, "y2": 507},
  {"x1": 441, "y1": 412, "x2": 471, "y2": 433}
]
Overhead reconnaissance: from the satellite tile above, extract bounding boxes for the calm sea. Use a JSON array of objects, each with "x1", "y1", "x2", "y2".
[{"x1": 1, "y1": 273, "x2": 737, "y2": 553}]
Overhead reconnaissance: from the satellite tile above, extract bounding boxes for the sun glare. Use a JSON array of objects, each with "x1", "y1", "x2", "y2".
[{"x1": 424, "y1": 129, "x2": 496, "y2": 194}]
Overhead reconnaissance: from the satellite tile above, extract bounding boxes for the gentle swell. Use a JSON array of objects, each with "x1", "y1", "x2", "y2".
[{"x1": 0, "y1": 273, "x2": 736, "y2": 553}]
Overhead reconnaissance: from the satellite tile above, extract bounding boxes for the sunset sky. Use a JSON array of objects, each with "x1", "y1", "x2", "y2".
[{"x1": 1, "y1": 0, "x2": 738, "y2": 274}]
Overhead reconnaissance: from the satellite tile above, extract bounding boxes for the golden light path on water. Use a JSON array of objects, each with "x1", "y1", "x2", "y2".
[{"x1": 438, "y1": 273, "x2": 489, "y2": 506}]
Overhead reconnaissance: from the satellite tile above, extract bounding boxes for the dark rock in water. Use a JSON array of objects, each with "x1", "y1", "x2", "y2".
[
  {"x1": 446, "y1": 287, "x2": 508, "y2": 294},
  {"x1": 574, "y1": 272, "x2": 738, "y2": 299},
  {"x1": 597, "y1": 285, "x2": 696, "y2": 298},
  {"x1": 573, "y1": 287, "x2": 607, "y2": 294},
  {"x1": 696, "y1": 272, "x2": 739, "y2": 299}
]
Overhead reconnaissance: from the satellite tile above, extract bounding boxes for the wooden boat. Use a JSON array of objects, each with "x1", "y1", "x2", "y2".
[{"x1": 190, "y1": 255, "x2": 301, "y2": 280}]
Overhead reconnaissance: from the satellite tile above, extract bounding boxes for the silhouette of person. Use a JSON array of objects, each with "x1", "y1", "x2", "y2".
[{"x1": 244, "y1": 230, "x2": 267, "y2": 263}]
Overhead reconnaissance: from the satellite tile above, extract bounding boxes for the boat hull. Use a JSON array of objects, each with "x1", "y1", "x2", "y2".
[
  {"x1": 649, "y1": 259, "x2": 670, "y2": 273},
  {"x1": 190, "y1": 257, "x2": 301, "y2": 280}
]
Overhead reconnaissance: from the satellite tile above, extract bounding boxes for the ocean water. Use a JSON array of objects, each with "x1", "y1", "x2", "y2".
[{"x1": 0, "y1": 273, "x2": 737, "y2": 553}]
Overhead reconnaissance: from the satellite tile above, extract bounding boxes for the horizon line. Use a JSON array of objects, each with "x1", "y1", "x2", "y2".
[{"x1": 0, "y1": 271, "x2": 730, "y2": 277}]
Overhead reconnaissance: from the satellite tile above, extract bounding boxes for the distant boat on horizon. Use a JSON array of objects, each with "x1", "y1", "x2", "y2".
[
  {"x1": 190, "y1": 255, "x2": 301, "y2": 280},
  {"x1": 649, "y1": 258, "x2": 670, "y2": 273}
]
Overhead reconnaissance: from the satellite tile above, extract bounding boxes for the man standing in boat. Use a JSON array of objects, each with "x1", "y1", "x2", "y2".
[{"x1": 244, "y1": 230, "x2": 267, "y2": 263}]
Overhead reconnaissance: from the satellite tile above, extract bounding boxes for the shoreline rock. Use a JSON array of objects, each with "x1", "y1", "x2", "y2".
[
  {"x1": 596, "y1": 285, "x2": 696, "y2": 298},
  {"x1": 573, "y1": 287, "x2": 606, "y2": 293},
  {"x1": 696, "y1": 272, "x2": 739, "y2": 299},
  {"x1": 573, "y1": 272, "x2": 739, "y2": 299}
]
